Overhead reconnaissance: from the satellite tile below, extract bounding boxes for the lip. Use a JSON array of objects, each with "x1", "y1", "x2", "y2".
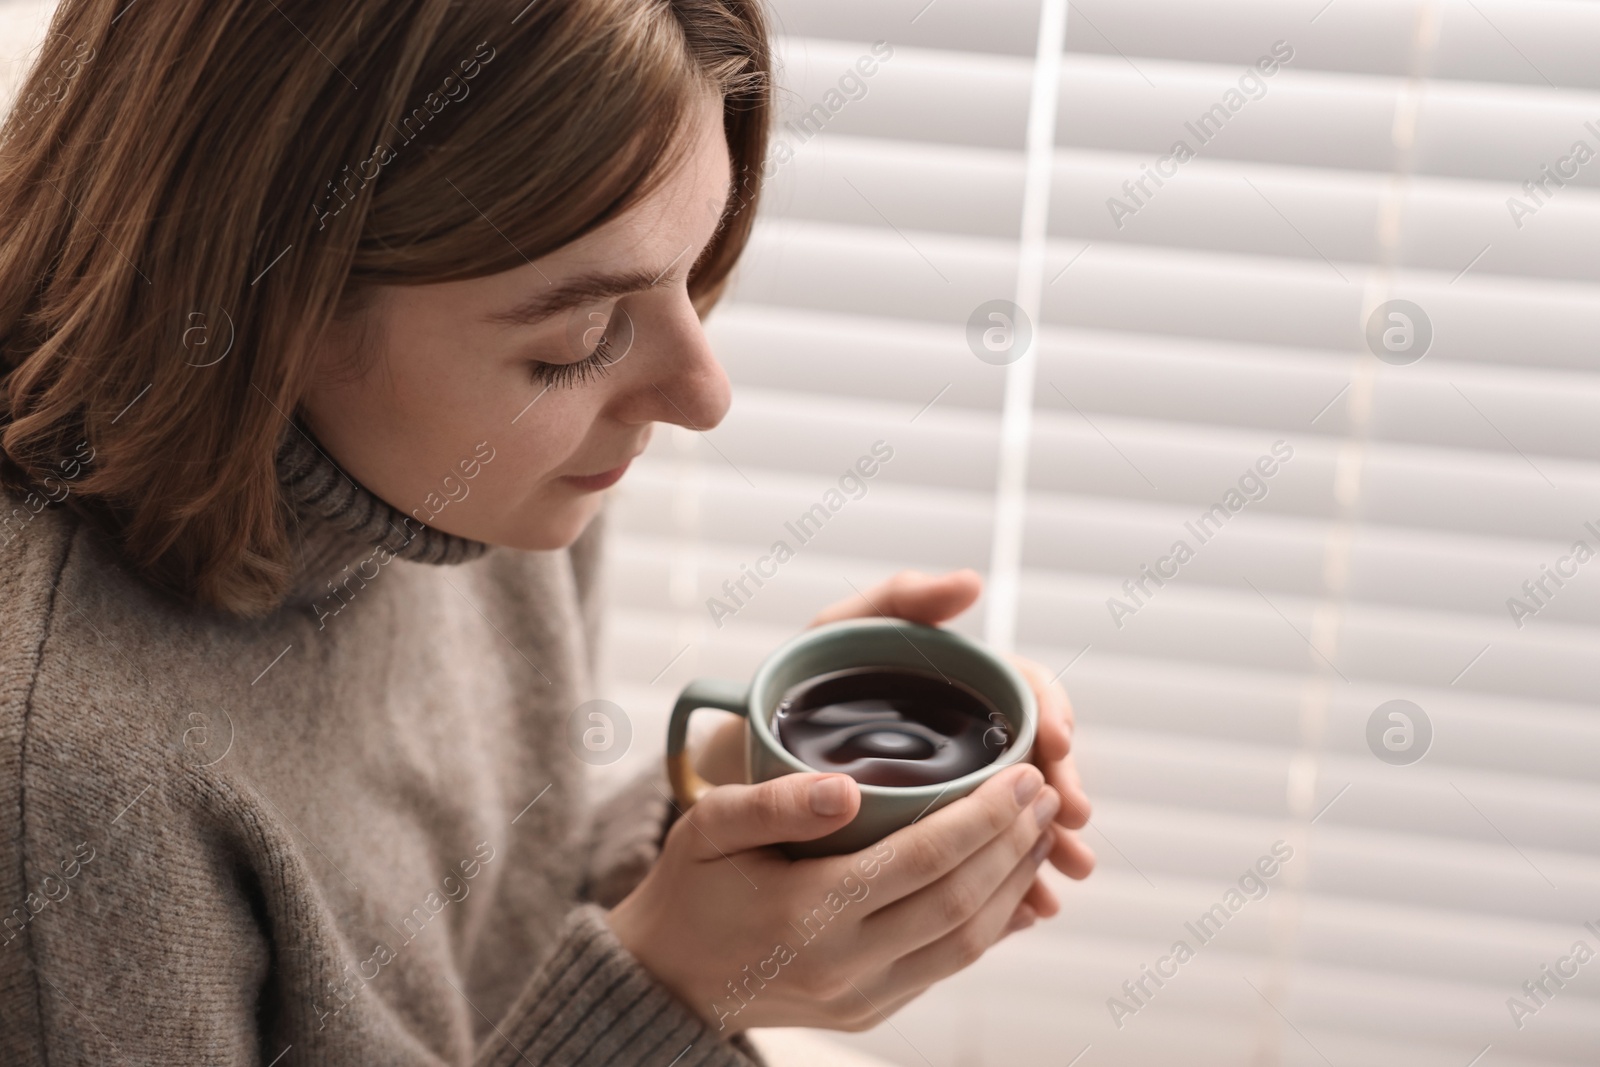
[{"x1": 561, "y1": 457, "x2": 633, "y2": 492}]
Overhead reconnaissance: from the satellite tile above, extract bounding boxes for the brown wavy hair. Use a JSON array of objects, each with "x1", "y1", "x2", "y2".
[{"x1": 0, "y1": 0, "x2": 770, "y2": 615}]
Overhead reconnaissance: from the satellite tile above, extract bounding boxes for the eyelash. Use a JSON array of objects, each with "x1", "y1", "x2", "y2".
[{"x1": 527, "y1": 335, "x2": 618, "y2": 389}]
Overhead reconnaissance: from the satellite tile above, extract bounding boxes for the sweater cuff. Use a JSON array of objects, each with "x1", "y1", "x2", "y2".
[{"x1": 479, "y1": 904, "x2": 763, "y2": 1067}]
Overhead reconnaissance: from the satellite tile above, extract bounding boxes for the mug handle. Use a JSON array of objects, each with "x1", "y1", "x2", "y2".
[{"x1": 665, "y1": 677, "x2": 750, "y2": 808}]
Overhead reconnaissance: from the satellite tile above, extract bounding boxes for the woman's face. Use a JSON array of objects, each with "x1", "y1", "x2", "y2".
[{"x1": 300, "y1": 90, "x2": 733, "y2": 551}]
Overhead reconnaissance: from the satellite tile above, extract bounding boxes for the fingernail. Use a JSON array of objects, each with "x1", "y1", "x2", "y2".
[
  {"x1": 809, "y1": 776, "x2": 852, "y2": 816},
  {"x1": 1030, "y1": 828, "x2": 1053, "y2": 864},
  {"x1": 1034, "y1": 789, "x2": 1060, "y2": 829},
  {"x1": 1013, "y1": 768, "x2": 1043, "y2": 807}
]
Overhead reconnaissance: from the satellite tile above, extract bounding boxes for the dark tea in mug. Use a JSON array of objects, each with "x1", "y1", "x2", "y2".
[{"x1": 771, "y1": 665, "x2": 1012, "y2": 787}]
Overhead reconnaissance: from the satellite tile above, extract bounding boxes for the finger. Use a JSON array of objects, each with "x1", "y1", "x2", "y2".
[
  {"x1": 1046, "y1": 754, "x2": 1092, "y2": 829},
  {"x1": 861, "y1": 762, "x2": 1044, "y2": 909},
  {"x1": 1033, "y1": 713, "x2": 1068, "y2": 764},
  {"x1": 882, "y1": 836, "x2": 1048, "y2": 991},
  {"x1": 808, "y1": 568, "x2": 982, "y2": 628},
  {"x1": 1048, "y1": 823, "x2": 1096, "y2": 880},
  {"x1": 1022, "y1": 873, "x2": 1059, "y2": 918},
  {"x1": 1010, "y1": 656, "x2": 1070, "y2": 764},
  {"x1": 1012, "y1": 653, "x2": 1075, "y2": 738},
  {"x1": 1000, "y1": 902, "x2": 1038, "y2": 940},
  {"x1": 861, "y1": 786, "x2": 1059, "y2": 958},
  {"x1": 676, "y1": 773, "x2": 859, "y2": 859}
]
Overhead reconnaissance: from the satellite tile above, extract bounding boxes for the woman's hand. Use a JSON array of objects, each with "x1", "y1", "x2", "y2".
[
  {"x1": 605, "y1": 761, "x2": 1059, "y2": 1033},
  {"x1": 612, "y1": 568, "x2": 1096, "y2": 1033},
  {"x1": 692, "y1": 569, "x2": 1095, "y2": 920},
  {"x1": 806, "y1": 568, "x2": 1097, "y2": 927}
]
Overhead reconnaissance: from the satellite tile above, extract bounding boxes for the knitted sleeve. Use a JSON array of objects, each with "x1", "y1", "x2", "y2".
[
  {"x1": 1, "y1": 725, "x2": 763, "y2": 1067},
  {"x1": 478, "y1": 904, "x2": 768, "y2": 1067}
]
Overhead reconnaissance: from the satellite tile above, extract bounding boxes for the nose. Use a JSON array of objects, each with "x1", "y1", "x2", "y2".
[{"x1": 611, "y1": 292, "x2": 731, "y2": 432}]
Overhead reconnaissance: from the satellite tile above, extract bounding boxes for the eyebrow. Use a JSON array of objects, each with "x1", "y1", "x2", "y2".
[{"x1": 483, "y1": 266, "x2": 679, "y2": 327}]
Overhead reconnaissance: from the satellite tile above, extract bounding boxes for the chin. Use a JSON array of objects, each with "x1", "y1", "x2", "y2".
[
  {"x1": 496, "y1": 497, "x2": 603, "y2": 552},
  {"x1": 430, "y1": 490, "x2": 605, "y2": 554}
]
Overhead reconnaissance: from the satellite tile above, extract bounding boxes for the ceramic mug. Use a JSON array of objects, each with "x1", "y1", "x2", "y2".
[{"x1": 665, "y1": 617, "x2": 1038, "y2": 857}]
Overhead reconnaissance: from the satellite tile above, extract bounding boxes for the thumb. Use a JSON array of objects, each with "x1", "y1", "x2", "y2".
[
  {"x1": 810, "y1": 569, "x2": 982, "y2": 628},
  {"x1": 679, "y1": 773, "x2": 860, "y2": 859}
]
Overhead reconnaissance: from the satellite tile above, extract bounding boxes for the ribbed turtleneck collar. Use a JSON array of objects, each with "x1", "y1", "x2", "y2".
[{"x1": 273, "y1": 418, "x2": 492, "y2": 609}]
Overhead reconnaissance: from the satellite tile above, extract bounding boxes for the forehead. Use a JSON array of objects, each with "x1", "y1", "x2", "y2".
[
  {"x1": 457, "y1": 90, "x2": 733, "y2": 327},
  {"x1": 553, "y1": 91, "x2": 733, "y2": 270}
]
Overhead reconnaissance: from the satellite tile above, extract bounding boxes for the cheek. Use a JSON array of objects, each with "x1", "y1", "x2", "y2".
[
  {"x1": 305, "y1": 296, "x2": 490, "y2": 460},
  {"x1": 439, "y1": 397, "x2": 607, "y2": 546},
  {"x1": 312, "y1": 368, "x2": 498, "y2": 511},
  {"x1": 303, "y1": 283, "x2": 617, "y2": 552}
]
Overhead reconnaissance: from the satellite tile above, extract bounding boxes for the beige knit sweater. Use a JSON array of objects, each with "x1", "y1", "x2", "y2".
[{"x1": 0, "y1": 421, "x2": 763, "y2": 1066}]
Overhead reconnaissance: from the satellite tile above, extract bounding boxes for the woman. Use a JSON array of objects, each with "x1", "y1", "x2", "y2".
[{"x1": 0, "y1": 1, "x2": 1095, "y2": 1063}]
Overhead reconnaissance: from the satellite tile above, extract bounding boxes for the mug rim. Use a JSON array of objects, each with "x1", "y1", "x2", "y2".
[{"x1": 746, "y1": 616, "x2": 1038, "y2": 799}]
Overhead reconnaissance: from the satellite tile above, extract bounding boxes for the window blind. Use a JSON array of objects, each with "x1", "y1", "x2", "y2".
[{"x1": 599, "y1": 1, "x2": 1600, "y2": 1065}]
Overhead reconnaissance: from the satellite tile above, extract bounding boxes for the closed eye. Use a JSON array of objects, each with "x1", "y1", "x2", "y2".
[{"x1": 527, "y1": 335, "x2": 622, "y2": 389}]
